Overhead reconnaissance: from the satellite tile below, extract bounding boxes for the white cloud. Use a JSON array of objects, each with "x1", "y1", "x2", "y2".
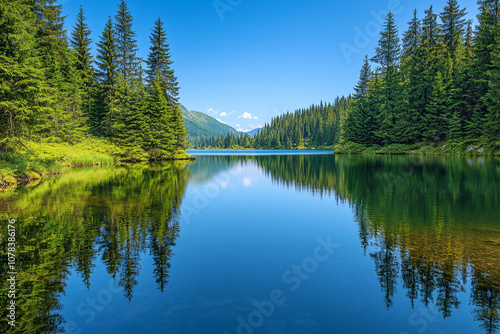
[
  {"x1": 238, "y1": 112, "x2": 258, "y2": 120},
  {"x1": 219, "y1": 110, "x2": 235, "y2": 117},
  {"x1": 242, "y1": 177, "x2": 252, "y2": 187},
  {"x1": 236, "y1": 124, "x2": 263, "y2": 132},
  {"x1": 208, "y1": 108, "x2": 218, "y2": 115}
]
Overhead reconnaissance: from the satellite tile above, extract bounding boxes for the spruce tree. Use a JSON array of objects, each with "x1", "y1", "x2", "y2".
[
  {"x1": 400, "y1": 10, "x2": 424, "y2": 143},
  {"x1": 114, "y1": 0, "x2": 140, "y2": 84},
  {"x1": 144, "y1": 79, "x2": 175, "y2": 158},
  {"x1": 95, "y1": 17, "x2": 118, "y2": 136},
  {"x1": 146, "y1": 18, "x2": 180, "y2": 105},
  {"x1": 484, "y1": 33, "x2": 500, "y2": 141},
  {"x1": 0, "y1": 0, "x2": 48, "y2": 141},
  {"x1": 467, "y1": 0, "x2": 500, "y2": 138},
  {"x1": 70, "y1": 6, "x2": 94, "y2": 123},
  {"x1": 372, "y1": 12, "x2": 401, "y2": 144},
  {"x1": 440, "y1": 0, "x2": 467, "y2": 71}
]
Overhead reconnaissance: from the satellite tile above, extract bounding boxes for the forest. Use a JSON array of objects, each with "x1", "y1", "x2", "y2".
[
  {"x1": 192, "y1": 97, "x2": 350, "y2": 149},
  {"x1": 195, "y1": 0, "x2": 499, "y2": 153},
  {"x1": 0, "y1": 0, "x2": 189, "y2": 169}
]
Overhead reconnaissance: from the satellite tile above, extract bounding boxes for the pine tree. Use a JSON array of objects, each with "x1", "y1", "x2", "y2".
[
  {"x1": 423, "y1": 72, "x2": 449, "y2": 141},
  {"x1": 70, "y1": 6, "x2": 94, "y2": 123},
  {"x1": 344, "y1": 56, "x2": 373, "y2": 144},
  {"x1": 113, "y1": 74, "x2": 147, "y2": 160},
  {"x1": 33, "y1": 0, "x2": 87, "y2": 142},
  {"x1": 146, "y1": 18, "x2": 180, "y2": 105},
  {"x1": 440, "y1": 0, "x2": 468, "y2": 72},
  {"x1": 171, "y1": 104, "x2": 189, "y2": 151},
  {"x1": 467, "y1": 0, "x2": 500, "y2": 138},
  {"x1": 0, "y1": 0, "x2": 49, "y2": 141},
  {"x1": 95, "y1": 17, "x2": 118, "y2": 136},
  {"x1": 400, "y1": 10, "x2": 424, "y2": 143},
  {"x1": 484, "y1": 33, "x2": 500, "y2": 141},
  {"x1": 70, "y1": 6, "x2": 93, "y2": 75},
  {"x1": 144, "y1": 78, "x2": 175, "y2": 158},
  {"x1": 114, "y1": 0, "x2": 140, "y2": 84},
  {"x1": 372, "y1": 12, "x2": 401, "y2": 144}
]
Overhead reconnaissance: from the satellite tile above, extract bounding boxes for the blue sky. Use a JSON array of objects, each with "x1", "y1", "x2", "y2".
[{"x1": 60, "y1": 0, "x2": 479, "y2": 132}]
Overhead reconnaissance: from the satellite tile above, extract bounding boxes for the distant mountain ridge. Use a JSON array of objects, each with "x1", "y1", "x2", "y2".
[
  {"x1": 180, "y1": 104, "x2": 238, "y2": 139},
  {"x1": 246, "y1": 128, "x2": 262, "y2": 137}
]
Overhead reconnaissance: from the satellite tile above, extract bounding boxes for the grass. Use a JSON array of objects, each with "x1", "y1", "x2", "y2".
[
  {"x1": 334, "y1": 140, "x2": 500, "y2": 156},
  {"x1": 0, "y1": 137, "x2": 195, "y2": 190}
]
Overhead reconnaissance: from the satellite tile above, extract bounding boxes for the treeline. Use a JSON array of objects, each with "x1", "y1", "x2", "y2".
[
  {"x1": 0, "y1": 0, "x2": 187, "y2": 160},
  {"x1": 193, "y1": 97, "x2": 350, "y2": 149},
  {"x1": 343, "y1": 0, "x2": 500, "y2": 146}
]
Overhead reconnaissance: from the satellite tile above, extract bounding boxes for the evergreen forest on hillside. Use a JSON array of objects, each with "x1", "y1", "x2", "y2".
[
  {"x1": 194, "y1": 0, "x2": 500, "y2": 152},
  {"x1": 0, "y1": 0, "x2": 188, "y2": 163}
]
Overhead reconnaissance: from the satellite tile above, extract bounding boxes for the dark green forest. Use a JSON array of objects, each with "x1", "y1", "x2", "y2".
[
  {"x1": 193, "y1": 97, "x2": 350, "y2": 149},
  {"x1": 195, "y1": 0, "x2": 499, "y2": 152},
  {"x1": 343, "y1": 0, "x2": 499, "y2": 149},
  {"x1": 0, "y1": 0, "x2": 188, "y2": 162}
]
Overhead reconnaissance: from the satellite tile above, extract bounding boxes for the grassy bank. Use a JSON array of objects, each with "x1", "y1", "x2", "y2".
[
  {"x1": 334, "y1": 140, "x2": 500, "y2": 156},
  {"x1": 0, "y1": 138, "x2": 194, "y2": 190}
]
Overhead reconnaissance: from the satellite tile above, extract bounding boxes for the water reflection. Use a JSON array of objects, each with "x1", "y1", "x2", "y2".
[
  {"x1": 0, "y1": 154, "x2": 499, "y2": 333},
  {"x1": 0, "y1": 162, "x2": 190, "y2": 333},
  {"x1": 249, "y1": 154, "x2": 500, "y2": 334}
]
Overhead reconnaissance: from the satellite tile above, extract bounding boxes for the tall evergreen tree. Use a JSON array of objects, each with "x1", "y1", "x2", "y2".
[
  {"x1": 484, "y1": 33, "x2": 500, "y2": 141},
  {"x1": 467, "y1": 0, "x2": 500, "y2": 138},
  {"x1": 145, "y1": 18, "x2": 180, "y2": 105},
  {"x1": 400, "y1": 9, "x2": 424, "y2": 143},
  {"x1": 95, "y1": 17, "x2": 118, "y2": 136},
  {"x1": 114, "y1": 0, "x2": 140, "y2": 84},
  {"x1": 0, "y1": 0, "x2": 48, "y2": 141},
  {"x1": 440, "y1": 0, "x2": 468, "y2": 72},
  {"x1": 372, "y1": 12, "x2": 401, "y2": 144},
  {"x1": 344, "y1": 56, "x2": 373, "y2": 144},
  {"x1": 70, "y1": 6, "x2": 94, "y2": 121}
]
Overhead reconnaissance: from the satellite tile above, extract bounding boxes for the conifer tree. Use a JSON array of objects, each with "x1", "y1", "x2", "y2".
[
  {"x1": 114, "y1": 0, "x2": 140, "y2": 84},
  {"x1": 467, "y1": 0, "x2": 500, "y2": 138},
  {"x1": 95, "y1": 17, "x2": 118, "y2": 136},
  {"x1": 70, "y1": 6, "x2": 94, "y2": 121},
  {"x1": 146, "y1": 18, "x2": 180, "y2": 105},
  {"x1": 400, "y1": 10, "x2": 424, "y2": 143},
  {"x1": 144, "y1": 78, "x2": 175, "y2": 158},
  {"x1": 440, "y1": 0, "x2": 468, "y2": 72},
  {"x1": 0, "y1": 0, "x2": 48, "y2": 141},
  {"x1": 372, "y1": 12, "x2": 401, "y2": 144},
  {"x1": 484, "y1": 34, "x2": 500, "y2": 141}
]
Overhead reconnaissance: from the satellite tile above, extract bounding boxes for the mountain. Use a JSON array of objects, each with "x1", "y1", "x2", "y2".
[
  {"x1": 245, "y1": 128, "x2": 262, "y2": 137},
  {"x1": 180, "y1": 104, "x2": 238, "y2": 139}
]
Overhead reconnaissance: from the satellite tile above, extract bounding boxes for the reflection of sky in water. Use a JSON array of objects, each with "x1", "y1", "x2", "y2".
[{"x1": 1, "y1": 154, "x2": 498, "y2": 334}]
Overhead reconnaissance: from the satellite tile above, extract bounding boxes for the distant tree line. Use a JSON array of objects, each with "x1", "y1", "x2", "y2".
[
  {"x1": 0, "y1": 0, "x2": 187, "y2": 160},
  {"x1": 193, "y1": 97, "x2": 350, "y2": 149},
  {"x1": 195, "y1": 0, "x2": 499, "y2": 150},
  {"x1": 343, "y1": 0, "x2": 500, "y2": 146}
]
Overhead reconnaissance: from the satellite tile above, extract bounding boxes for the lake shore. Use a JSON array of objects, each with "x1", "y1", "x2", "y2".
[
  {"x1": 0, "y1": 139, "x2": 195, "y2": 191},
  {"x1": 334, "y1": 141, "x2": 500, "y2": 156}
]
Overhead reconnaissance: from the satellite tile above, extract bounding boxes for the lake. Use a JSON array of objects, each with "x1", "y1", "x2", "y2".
[{"x1": 1, "y1": 151, "x2": 500, "y2": 334}]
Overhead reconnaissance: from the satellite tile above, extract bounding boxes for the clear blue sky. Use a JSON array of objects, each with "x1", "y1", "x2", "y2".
[{"x1": 60, "y1": 0, "x2": 478, "y2": 132}]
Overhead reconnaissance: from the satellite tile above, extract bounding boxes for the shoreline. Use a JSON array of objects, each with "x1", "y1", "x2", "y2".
[
  {"x1": 0, "y1": 156, "x2": 196, "y2": 192},
  {"x1": 333, "y1": 141, "x2": 500, "y2": 157},
  {"x1": 0, "y1": 139, "x2": 196, "y2": 191}
]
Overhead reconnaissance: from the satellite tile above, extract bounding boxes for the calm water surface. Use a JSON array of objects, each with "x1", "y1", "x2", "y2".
[{"x1": 1, "y1": 152, "x2": 499, "y2": 334}]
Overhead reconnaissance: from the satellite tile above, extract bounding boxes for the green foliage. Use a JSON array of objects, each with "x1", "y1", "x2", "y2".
[
  {"x1": 194, "y1": 98, "x2": 350, "y2": 149},
  {"x1": 342, "y1": 0, "x2": 500, "y2": 151},
  {"x1": 114, "y1": 0, "x2": 140, "y2": 84},
  {"x1": 0, "y1": 1, "x2": 190, "y2": 165}
]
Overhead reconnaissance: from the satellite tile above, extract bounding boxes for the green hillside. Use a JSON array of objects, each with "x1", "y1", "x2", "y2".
[{"x1": 180, "y1": 104, "x2": 238, "y2": 140}]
